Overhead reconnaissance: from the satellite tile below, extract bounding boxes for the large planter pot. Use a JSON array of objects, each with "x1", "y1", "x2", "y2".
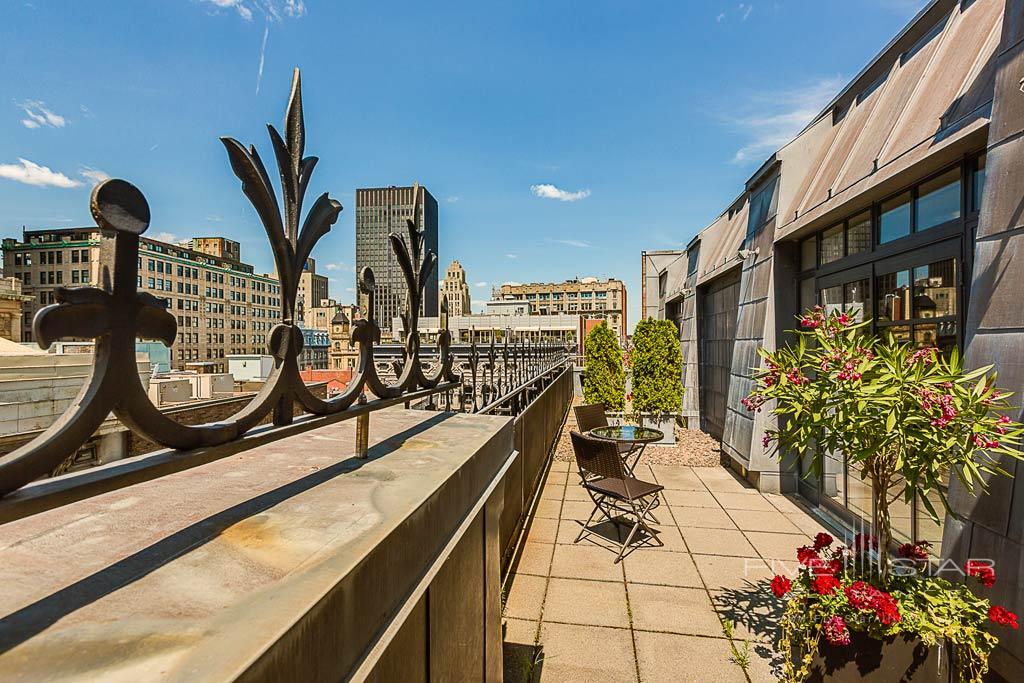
[
  {"x1": 795, "y1": 631, "x2": 950, "y2": 682},
  {"x1": 605, "y1": 412, "x2": 677, "y2": 445}
]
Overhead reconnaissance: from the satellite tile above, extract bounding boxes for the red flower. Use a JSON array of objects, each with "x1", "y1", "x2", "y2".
[
  {"x1": 770, "y1": 575, "x2": 792, "y2": 598},
  {"x1": 990, "y1": 605, "x2": 1019, "y2": 630},
  {"x1": 796, "y1": 546, "x2": 820, "y2": 566},
  {"x1": 966, "y1": 560, "x2": 996, "y2": 588},
  {"x1": 852, "y1": 533, "x2": 878, "y2": 553},
  {"x1": 813, "y1": 533, "x2": 834, "y2": 551},
  {"x1": 874, "y1": 591, "x2": 901, "y2": 625},
  {"x1": 823, "y1": 616, "x2": 851, "y2": 646},
  {"x1": 845, "y1": 581, "x2": 879, "y2": 611},
  {"x1": 897, "y1": 541, "x2": 930, "y2": 562},
  {"x1": 812, "y1": 575, "x2": 841, "y2": 596}
]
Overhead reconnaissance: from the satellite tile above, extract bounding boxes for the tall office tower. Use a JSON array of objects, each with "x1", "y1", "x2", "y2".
[
  {"x1": 354, "y1": 185, "x2": 439, "y2": 331},
  {"x1": 440, "y1": 260, "x2": 472, "y2": 315}
]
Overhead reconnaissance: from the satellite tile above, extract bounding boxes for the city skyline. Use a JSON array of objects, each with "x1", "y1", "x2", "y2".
[{"x1": 1, "y1": 1, "x2": 928, "y2": 331}]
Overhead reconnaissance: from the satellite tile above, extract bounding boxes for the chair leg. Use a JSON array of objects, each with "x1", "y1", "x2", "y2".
[{"x1": 574, "y1": 500, "x2": 603, "y2": 543}]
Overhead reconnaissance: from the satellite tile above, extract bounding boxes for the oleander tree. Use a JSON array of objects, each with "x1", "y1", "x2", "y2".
[
  {"x1": 583, "y1": 322, "x2": 625, "y2": 411},
  {"x1": 631, "y1": 317, "x2": 683, "y2": 417},
  {"x1": 745, "y1": 307, "x2": 1024, "y2": 585}
]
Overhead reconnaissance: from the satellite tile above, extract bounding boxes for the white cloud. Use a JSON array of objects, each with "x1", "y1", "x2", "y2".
[
  {"x1": 530, "y1": 183, "x2": 590, "y2": 202},
  {"x1": 445, "y1": 196, "x2": 459, "y2": 203},
  {"x1": 256, "y1": 20, "x2": 269, "y2": 94},
  {"x1": 199, "y1": 0, "x2": 305, "y2": 22},
  {"x1": 0, "y1": 158, "x2": 81, "y2": 188},
  {"x1": 151, "y1": 232, "x2": 181, "y2": 244},
  {"x1": 473, "y1": 281, "x2": 488, "y2": 288},
  {"x1": 738, "y1": 3, "x2": 753, "y2": 20},
  {"x1": 552, "y1": 239, "x2": 591, "y2": 248},
  {"x1": 506, "y1": 253, "x2": 518, "y2": 259},
  {"x1": 324, "y1": 262, "x2": 354, "y2": 272},
  {"x1": 79, "y1": 166, "x2": 110, "y2": 184},
  {"x1": 503, "y1": 281, "x2": 522, "y2": 287},
  {"x1": 206, "y1": 214, "x2": 223, "y2": 222},
  {"x1": 716, "y1": 11, "x2": 726, "y2": 22},
  {"x1": 345, "y1": 287, "x2": 355, "y2": 293},
  {"x1": 16, "y1": 100, "x2": 66, "y2": 129},
  {"x1": 726, "y1": 76, "x2": 843, "y2": 165}
]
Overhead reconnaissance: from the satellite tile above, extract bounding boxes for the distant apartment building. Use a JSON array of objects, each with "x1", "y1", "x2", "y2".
[
  {"x1": 497, "y1": 277, "x2": 627, "y2": 340},
  {"x1": 355, "y1": 185, "x2": 439, "y2": 332},
  {"x1": 440, "y1": 260, "x2": 472, "y2": 315},
  {"x1": 329, "y1": 306, "x2": 361, "y2": 371},
  {"x1": 297, "y1": 258, "x2": 328, "y2": 324},
  {"x1": 0, "y1": 277, "x2": 31, "y2": 341},
  {"x1": 2, "y1": 229, "x2": 282, "y2": 373}
]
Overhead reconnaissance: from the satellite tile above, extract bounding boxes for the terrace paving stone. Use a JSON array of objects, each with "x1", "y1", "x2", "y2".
[
  {"x1": 505, "y1": 573, "x2": 548, "y2": 621},
  {"x1": 727, "y1": 509, "x2": 802, "y2": 534},
  {"x1": 621, "y1": 549, "x2": 703, "y2": 587},
  {"x1": 557, "y1": 518, "x2": 624, "y2": 548},
  {"x1": 763, "y1": 493, "x2": 810, "y2": 515},
  {"x1": 550, "y1": 543, "x2": 625, "y2": 582},
  {"x1": 670, "y1": 505, "x2": 739, "y2": 530},
  {"x1": 641, "y1": 526, "x2": 689, "y2": 553},
  {"x1": 649, "y1": 465, "x2": 709, "y2": 490},
  {"x1": 634, "y1": 631, "x2": 747, "y2": 683},
  {"x1": 516, "y1": 541, "x2": 555, "y2": 576},
  {"x1": 534, "y1": 498, "x2": 563, "y2": 520},
  {"x1": 628, "y1": 584, "x2": 723, "y2": 636},
  {"x1": 559, "y1": 499, "x2": 598, "y2": 521},
  {"x1": 713, "y1": 491, "x2": 779, "y2": 512},
  {"x1": 540, "y1": 484, "x2": 565, "y2": 501},
  {"x1": 562, "y1": 483, "x2": 592, "y2": 501},
  {"x1": 743, "y1": 531, "x2": 812, "y2": 561},
  {"x1": 525, "y1": 517, "x2": 560, "y2": 545},
  {"x1": 694, "y1": 555, "x2": 772, "y2": 592},
  {"x1": 680, "y1": 527, "x2": 759, "y2": 557},
  {"x1": 503, "y1": 618, "x2": 540, "y2": 683},
  {"x1": 536, "y1": 622, "x2": 638, "y2": 683},
  {"x1": 543, "y1": 577, "x2": 630, "y2": 628},
  {"x1": 661, "y1": 489, "x2": 721, "y2": 508}
]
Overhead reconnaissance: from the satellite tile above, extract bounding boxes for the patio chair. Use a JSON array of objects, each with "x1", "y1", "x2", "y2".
[
  {"x1": 569, "y1": 431, "x2": 665, "y2": 562},
  {"x1": 574, "y1": 403, "x2": 635, "y2": 456}
]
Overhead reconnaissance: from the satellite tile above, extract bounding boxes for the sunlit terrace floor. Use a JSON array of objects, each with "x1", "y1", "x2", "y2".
[{"x1": 502, "y1": 454, "x2": 841, "y2": 682}]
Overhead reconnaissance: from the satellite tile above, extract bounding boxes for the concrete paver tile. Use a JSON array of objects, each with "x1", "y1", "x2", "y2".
[
  {"x1": 634, "y1": 631, "x2": 746, "y2": 682},
  {"x1": 536, "y1": 622, "x2": 637, "y2": 683},
  {"x1": 543, "y1": 577, "x2": 629, "y2": 628}
]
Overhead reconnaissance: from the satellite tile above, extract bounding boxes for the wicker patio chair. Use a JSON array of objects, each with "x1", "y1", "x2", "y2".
[
  {"x1": 574, "y1": 404, "x2": 635, "y2": 456},
  {"x1": 569, "y1": 431, "x2": 665, "y2": 562}
]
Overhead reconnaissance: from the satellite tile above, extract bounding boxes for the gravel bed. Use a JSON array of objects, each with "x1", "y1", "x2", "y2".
[{"x1": 553, "y1": 404, "x2": 723, "y2": 468}]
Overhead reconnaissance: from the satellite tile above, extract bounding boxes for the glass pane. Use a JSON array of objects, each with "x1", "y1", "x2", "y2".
[
  {"x1": 801, "y1": 238, "x2": 816, "y2": 270},
  {"x1": 821, "y1": 225, "x2": 844, "y2": 265},
  {"x1": 880, "y1": 192, "x2": 911, "y2": 243},
  {"x1": 916, "y1": 169, "x2": 961, "y2": 231},
  {"x1": 917, "y1": 473, "x2": 948, "y2": 557},
  {"x1": 800, "y1": 277, "x2": 816, "y2": 312},
  {"x1": 936, "y1": 320, "x2": 958, "y2": 353},
  {"x1": 876, "y1": 270, "x2": 911, "y2": 322},
  {"x1": 844, "y1": 279, "x2": 869, "y2": 322},
  {"x1": 912, "y1": 259, "x2": 956, "y2": 318},
  {"x1": 823, "y1": 449, "x2": 845, "y2": 508},
  {"x1": 821, "y1": 285, "x2": 844, "y2": 316},
  {"x1": 972, "y1": 154, "x2": 986, "y2": 213},
  {"x1": 882, "y1": 325, "x2": 911, "y2": 344},
  {"x1": 847, "y1": 211, "x2": 872, "y2": 255},
  {"x1": 914, "y1": 323, "x2": 938, "y2": 348},
  {"x1": 847, "y1": 466, "x2": 872, "y2": 522}
]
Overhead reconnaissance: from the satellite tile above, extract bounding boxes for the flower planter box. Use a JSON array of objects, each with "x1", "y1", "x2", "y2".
[
  {"x1": 797, "y1": 632, "x2": 951, "y2": 682},
  {"x1": 605, "y1": 412, "x2": 676, "y2": 445}
]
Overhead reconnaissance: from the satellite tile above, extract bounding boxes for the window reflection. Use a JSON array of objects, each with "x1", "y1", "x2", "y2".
[
  {"x1": 916, "y1": 170, "x2": 960, "y2": 231},
  {"x1": 822, "y1": 285, "x2": 843, "y2": 316},
  {"x1": 801, "y1": 238, "x2": 816, "y2": 270},
  {"x1": 972, "y1": 154, "x2": 986, "y2": 213},
  {"x1": 912, "y1": 259, "x2": 956, "y2": 318},
  {"x1": 880, "y1": 193, "x2": 911, "y2": 243},
  {"x1": 821, "y1": 225, "x2": 844, "y2": 265},
  {"x1": 847, "y1": 212, "x2": 872, "y2": 255},
  {"x1": 844, "y1": 279, "x2": 869, "y2": 322},
  {"x1": 877, "y1": 270, "x2": 911, "y2": 322}
]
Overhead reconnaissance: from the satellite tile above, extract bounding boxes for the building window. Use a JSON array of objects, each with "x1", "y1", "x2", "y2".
[
  {"x1": 800, "y1": 238, "x2": 816, "y2": 270},
  {"x1": 915, "y1": 169, "x2": 960, "y2": 232},
  {"x1": 746, "y1": 175, "x2": 779, "y2": 237},
  {"x1": 847, "y1": 211, "x2": 871, "y2": 255},
  {"x1": 879, "y1": 192, "x2": 912, "y2": 244},
  {"x1": 971, "y1": 153, "x2": 986, "y2": 213},
  {"x1": 820, "y1": 224, "x2": 844, "y2": 265}
]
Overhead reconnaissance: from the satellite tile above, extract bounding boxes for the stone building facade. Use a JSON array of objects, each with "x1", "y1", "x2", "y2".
[
  {"x1": 497, "y1": 277, "x2": 627, "y2": 341},
  {"x1": 642, "y1": 0, "x2": 1024, "y2": 674},
  {"x1": 2, "y1": 229, "x2": 282, "y2": 373},
  {"x1": 0, "y1": 278, "x2": 31, "y2": 342},
  {"x1": 440, "y1": 260, "x2": 472, "y2": 315}
]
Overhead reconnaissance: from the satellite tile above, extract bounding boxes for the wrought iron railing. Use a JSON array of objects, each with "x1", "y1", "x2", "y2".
[{"x1": 0, "y1": 69, "x2": 570, "y2": 499}]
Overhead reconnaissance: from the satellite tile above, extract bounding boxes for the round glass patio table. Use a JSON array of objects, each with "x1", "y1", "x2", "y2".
[
  {"x1": 589, "y1": 425, "x2": 664, "y2": 444},
  {"x1": 588, "y1": 425, "x2": 663, "y2": 475}
]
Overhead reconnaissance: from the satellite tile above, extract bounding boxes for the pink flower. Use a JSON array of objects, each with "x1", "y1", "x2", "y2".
[
  {"x1": 762, "y1": 433, "x2": 771, "y2": 448},
  {"x1": 823, "y1": 616, "x2": 851, "y2": 646}
]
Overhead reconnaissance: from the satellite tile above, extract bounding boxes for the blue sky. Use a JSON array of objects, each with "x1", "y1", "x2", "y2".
[{"x1": 1, "y1": 0, "x2": 926, "y2": 330}]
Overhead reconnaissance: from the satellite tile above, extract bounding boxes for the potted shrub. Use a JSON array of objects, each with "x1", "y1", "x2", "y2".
[
  {"x1": 626, "y1": 317, "x2": 683, "y2": 445},
  {"x1": 744, "y1": 307, "x2": 1024, "y2": 683},
  {"x1": 582, "y1": 321, "x2": 625, "y2": 412}
]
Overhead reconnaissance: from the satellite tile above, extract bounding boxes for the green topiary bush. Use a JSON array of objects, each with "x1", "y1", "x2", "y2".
[
  {"x1": 583, "y1": 322, "x2": 625, "y2": 410},
  {"x1": 630, "y1": 317, "x2": 683, "y2": 417}
]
